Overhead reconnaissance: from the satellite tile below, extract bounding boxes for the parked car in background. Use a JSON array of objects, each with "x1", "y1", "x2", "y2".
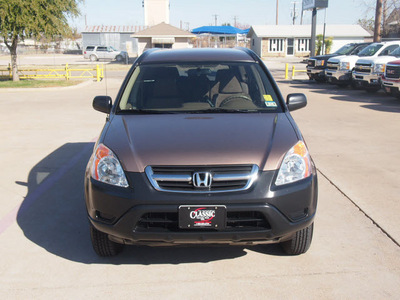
[
  {"x1": 85, "y1": 48, "x2": 318, "y2": 257},
  {"x1": 352, "y1": 45, "x2": 400, "y2": 93},
  {"x1": 326, "y1": 41, "x2": 400, "y2": 87},
  {"x1": 83, "y1": 45, "x2": 129, "y2": 63},
  {"x1": 382, "y1": 59, "x2": 400, "y2": 99},
  {"x1": 307, "y1": 43, "x2": 370, "y2": 82}
]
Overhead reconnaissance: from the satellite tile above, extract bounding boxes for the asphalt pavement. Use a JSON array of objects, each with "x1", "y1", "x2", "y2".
[{"x1": 0, "y1": 59, "x2": 399, "y2": 299}]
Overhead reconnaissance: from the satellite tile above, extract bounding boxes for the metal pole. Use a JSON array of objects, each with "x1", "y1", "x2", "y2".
[
  {"x1": 322, "y1": 9, "x2": 327, "y2": 54},
  {"x1": 276, "y1": 0, "x2": 279, "y2": 25},
  {"x1": 310, "y1": 8, "x2": 317, "y2": 57}
]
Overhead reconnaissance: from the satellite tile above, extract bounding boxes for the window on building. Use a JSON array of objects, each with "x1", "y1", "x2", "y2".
[
  {"x1": 269, "y1": 39, "x2": 284, "y2": 52},
  {"x1": 252, "y1": 39, "x2": 255, "y2": 46},
  {"x1": 154, "y1": 43, "x2": 173, "y2": 49},
  {"x1": 297, "y1": 39, "x2": 310, "y2": 52}
]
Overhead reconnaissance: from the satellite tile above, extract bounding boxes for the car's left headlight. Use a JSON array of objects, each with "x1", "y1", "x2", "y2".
[
  {"x1": 275, "y1": 141, "x2": 312, "y2": 186},
  {"x1": 91, "y1": 143, "x2": 129, "y2": 187},
  {"x1": 374, "y1": 63, "x2": 385, "y2": 74},
  {"x1": 316, "y1": 60, "x2": 325, "y2": 67}
]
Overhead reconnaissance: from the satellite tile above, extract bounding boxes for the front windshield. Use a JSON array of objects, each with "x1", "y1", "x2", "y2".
[
  {"x1": 335, "y1": 44, "x2": 356, "y2": 55},
  {"x1": 358, "y1": 44, "x2": 383, "y2": 57},
  {"x1": 109, "y1": 46, "x2": 117, "y2": 51},
  {"x1": 118, "y1": 62, "x2": 282, "y2": 113}
]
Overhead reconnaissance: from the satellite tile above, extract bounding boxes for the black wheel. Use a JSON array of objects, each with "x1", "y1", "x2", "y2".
[
  {"x1": 90, "y1": 55, "x2": 98, "y2": 62},
  {"x1": 365, "y1": 86, "x2": 381, "y2": 93},
  {"x1": 314, "y1": 75, "x2": 326, "y2": 83},
  {"x1": 90, "y1": 223, "x2": 123, "y2": 257},
  {"x1": 336, "y1": 82, "x2": 349, "y2": 88},
  {"x1": 116, "y1": 55, "x2": 123, "y2": 62},
  {"x1": 280, "y1": 222, "x2": 314, "y2": 255}
]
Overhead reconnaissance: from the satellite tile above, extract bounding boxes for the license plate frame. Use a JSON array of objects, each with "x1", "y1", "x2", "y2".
[{"x1": 179, "y1": 205, "x2": 226, "y2": 230}]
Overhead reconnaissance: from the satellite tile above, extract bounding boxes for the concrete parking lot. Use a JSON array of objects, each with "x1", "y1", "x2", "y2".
[{"x1": 0, "y1": 58, "x2": 399, "y2": 299}]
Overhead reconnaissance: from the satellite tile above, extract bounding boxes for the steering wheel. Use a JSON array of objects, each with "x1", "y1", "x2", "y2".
[{"x1": 219, "y1": 95, "x2": 253, "y2": 107}]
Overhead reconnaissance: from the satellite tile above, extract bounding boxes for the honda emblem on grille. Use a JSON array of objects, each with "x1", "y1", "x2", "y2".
[{"x1": 193, "y1": 172, "x2": 212, "y2": 188}]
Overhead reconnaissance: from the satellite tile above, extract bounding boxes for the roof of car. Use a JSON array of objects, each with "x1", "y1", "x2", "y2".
[{"x1": 139, "y1": 48, "x2": 256, "y2": 64}]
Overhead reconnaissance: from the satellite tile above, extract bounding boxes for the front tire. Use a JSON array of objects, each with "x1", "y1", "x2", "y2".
[
  {"x1": 90, "y1": 223, "x2": 123, "y2": 257},
  {"x1": 116, "y1": 55, "x2": 123, "y2": 62},
  {"x1": 280, "y1": 222, "x2": 314, "y2": 255},
  {"x1": 365, "y1": 86, "x2": 381, "y2": 93}
]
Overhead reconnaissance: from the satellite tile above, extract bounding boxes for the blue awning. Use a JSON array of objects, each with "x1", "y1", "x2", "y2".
[{"x1": 192, "y1": 26, "x2": 250, "y2": 35}]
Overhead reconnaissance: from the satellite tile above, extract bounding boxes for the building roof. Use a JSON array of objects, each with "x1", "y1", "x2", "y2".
[
  {"x1": 248, "y1": 24, "x2": 372, "y2": 38},
  {"x1": 82, "y1": 25, "x2": 148, "y2": 33},
  {"x1": 192, "y1": 26, "x2": 249, "y2": 35},
  {"x1": 131, "y1": 22, "x2": 195, "y2": 38}
]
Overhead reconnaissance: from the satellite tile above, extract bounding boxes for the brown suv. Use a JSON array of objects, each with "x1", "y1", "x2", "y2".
[{"x1": 85, "y1": 48, "x2": 318, "y2": 257}]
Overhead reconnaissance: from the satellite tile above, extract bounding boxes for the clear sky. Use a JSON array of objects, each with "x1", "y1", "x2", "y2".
[{"x1": 70, "y1": 0, "x2": 374, "y2": 31}]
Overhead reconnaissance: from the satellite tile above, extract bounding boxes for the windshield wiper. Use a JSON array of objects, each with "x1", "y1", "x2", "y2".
[
  {"x1": 186, "y1": 108, "x2": 260, "y2": 114},
  {"x1": 118, "y1": 109, "x2": 179, "y2": 114}
]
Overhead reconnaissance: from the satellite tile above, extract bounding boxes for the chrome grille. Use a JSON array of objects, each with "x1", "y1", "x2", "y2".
[
  {"x1": 355, "y1": 63, "x2": 372, "y2": 74},
  {"x1": 327, "y1": 62, "x2": 338, "y2": 71},
  {"x1": 145, "y1": 165, "x2": 258, "y2": 193},
  {"x1": 385, "y1": 64, "x2": 400, "y2": 79}
]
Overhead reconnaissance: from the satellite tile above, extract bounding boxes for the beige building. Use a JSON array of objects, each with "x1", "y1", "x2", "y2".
[
  {"x1": 248, "y1": 24, "x2": 372, "y2": 58},
  {"x1": 143, "y1": 0, "x2": 170, "y2": 27},
  {"x1": 132, "y1": 22, "x2": 194, "y2": 56}
]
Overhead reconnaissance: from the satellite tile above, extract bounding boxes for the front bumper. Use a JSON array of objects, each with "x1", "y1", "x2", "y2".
[
  {"x1": 352, "y1": 72, "x2": 381, "y2": 86},
  {"x1": 85, "y1": 170, "x2": 318, "y2": 245},
  {"x1": 325, "y1": 69, "x2": 351, "y2": 82},
  {"x1": 307, "y1": 67, "x2": 325, "y2": 75},
  {"x1": 382, "y1": 78, "x2": 400, "y2": 89}
]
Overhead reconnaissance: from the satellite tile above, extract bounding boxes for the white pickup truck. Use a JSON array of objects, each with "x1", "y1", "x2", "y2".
[
  {"x1": 326, "y1": 41, "x2": 400, "y2": 88},
  {"x1": 352, "y1": 45, "x2": 400, "y2": 92}
]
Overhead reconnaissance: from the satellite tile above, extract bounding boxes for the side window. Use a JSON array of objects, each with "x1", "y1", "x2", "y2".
[
  {"x1": 97, "y1": 47, "x2": 107, "y2": 52},
  {"x1": 379, "y1": 45, "x2": 399, "y2": 56},
  {"x1": 86, "y1": 46, "x2": 95, "y2": 51}
]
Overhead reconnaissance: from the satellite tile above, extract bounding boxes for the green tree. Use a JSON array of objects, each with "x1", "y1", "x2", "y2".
[{"x1": 0, "y1": 0, "x2": 80, "y2": 81}]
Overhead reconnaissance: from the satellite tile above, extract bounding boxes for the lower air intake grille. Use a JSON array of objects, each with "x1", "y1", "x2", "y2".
[{"x1": 135, "y1": 211, "x2": 270, "y2": 232}]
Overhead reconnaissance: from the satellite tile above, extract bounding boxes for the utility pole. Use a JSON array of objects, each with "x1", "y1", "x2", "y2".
[
  {"x1": 374, "y1": 0, "x2": 383, "y2": 42},
  {"x1": 213, "y1": 14, "x2": 218, "y2": 26},
  {"x1": 382, "y1": 0, "x2": 387, "y2": 37},
  {"x1": 233, "y1": 16, "x2": 238, "y2": 28},
  {"x1": 291, "y1": 1, "x2": 298, "y2": 25},
  {"x1": 276, "y1": 0, "x2": 279, "y2": 25}
]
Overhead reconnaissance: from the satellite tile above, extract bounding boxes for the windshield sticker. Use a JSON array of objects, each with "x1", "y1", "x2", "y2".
[
  {"x1": 263, "y1": 94, "x2": 274, "y2": 102},
  {"x1": 265, "y1": 101, "x2": 277, "y2": 108}
]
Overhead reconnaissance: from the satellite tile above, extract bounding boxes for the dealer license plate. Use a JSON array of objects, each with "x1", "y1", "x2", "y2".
[{"x1": 179, "y1": 205, "x2": 226, "y2": 229}]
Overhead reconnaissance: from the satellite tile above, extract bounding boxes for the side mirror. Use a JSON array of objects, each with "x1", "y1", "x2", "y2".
[
  {"x1": 93, "y1": 96, "x2": 112, "y2": 114},
  {"x1": 286, "y1": 93, "x2": 307, "y2": 111}
]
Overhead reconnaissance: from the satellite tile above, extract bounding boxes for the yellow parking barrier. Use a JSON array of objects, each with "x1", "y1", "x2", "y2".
[
  {"x1": 0, "y1": 64, "x2": 104, "y2": 82},
  {"x1": 291, "y1": 65, "x2": 307, "y2": 79}
]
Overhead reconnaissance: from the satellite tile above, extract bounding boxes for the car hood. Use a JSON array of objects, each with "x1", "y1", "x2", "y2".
[
  {"x1": 102, "y1": 113, "x2": 299, "y2": 172},
  {"x1": 329, "y1": 55, "x2": 359, "y2": 63},
  {"x1": 309, "y1": 54, "x2": 337, "y2": 61}
]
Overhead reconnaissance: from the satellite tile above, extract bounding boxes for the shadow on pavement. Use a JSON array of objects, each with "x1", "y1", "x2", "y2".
[
  {"x1": 16, "y1": 142, "x2": 268, "y2": 264},
  {"x1": 278, "y1": 79, "x2": 400, "y2": 114}
]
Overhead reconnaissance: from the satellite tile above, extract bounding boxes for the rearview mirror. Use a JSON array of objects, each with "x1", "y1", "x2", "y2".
[
  {"x1": 93, "y1": 96, "x2": 112, "y2": 114},
  {"x1": 286, "y1": 93, "x2": 307, "y2": 111}
]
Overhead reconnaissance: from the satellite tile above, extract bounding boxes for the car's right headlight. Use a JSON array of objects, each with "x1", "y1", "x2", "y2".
[
  {"x1": 275, "y1": 141, "x2": 312, "y2": 186},
  {"x1": 340, "y1": 62, "x2": 350, "y2": 70},
  {"x1": 91, "y1": 143, "x2": 129, "y2": 187},
  {"x1": 316, "y1": 60, "x2": 325, "y2": 67}
]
